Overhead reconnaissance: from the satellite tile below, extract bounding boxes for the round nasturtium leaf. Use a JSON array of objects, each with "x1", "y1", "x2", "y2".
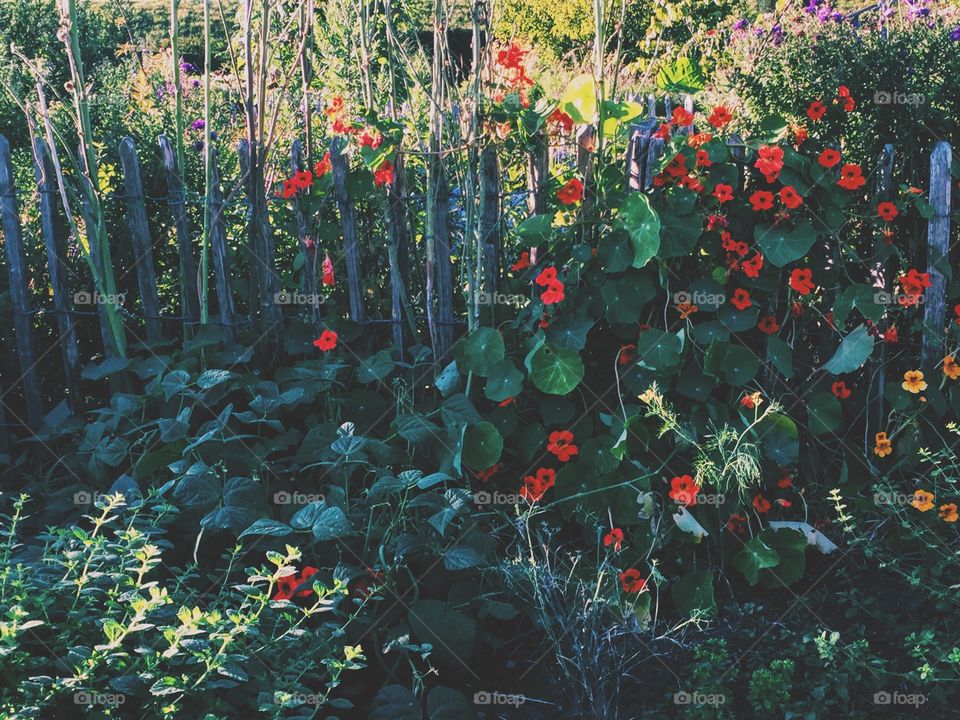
[
  {"x1": 462, "y1": 421, "x2": 503, "y2": 470},
  {"x1": 454, "y1": 327, "x2": 504, "y2": 377},
  {"x1": 484, "y1": 359, "x2": 523, "y2": 402},
  {"x1": 529, "y1": 343, "x2": 584, "y2": 395},
  {"x1": 634, "y1": 329, "x2": 682, "y2": 373},
  {"x1": 806, "y1": 391, "x2": 841, "y2": 435}
]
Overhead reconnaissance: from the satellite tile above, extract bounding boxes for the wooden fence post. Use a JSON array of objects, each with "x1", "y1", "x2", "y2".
[
  {"x1": 33, "y1": 136, "x2": 82, "y2": 413},
  {"x1": 433, "y1": 168, "x2": 455, "y2": 357},
  {"x1": 209, "y1": 147, "x2": 238, "y2": 346},
  {"x1": 118, "y1": 137, "x2": 163, "y2": 343},
  {"x1": 238, "y1": 139, "x2": 282, "y2": 359},
  {"x1": 867, "y1": 144, "x2": 895, "y2": 435},
  {"x1": 158, "y1": 135, "x2": 201, "y2": 337},
  {"x1": 385, "y1": 152, "x2": 413, "y2": 354},
  {"x1": 479, "y1": 146, "x2": 500, "y2": 293},
  {"x1": 0, "y1": 135, "x2": 44, "y2": 428},
  {"x1": 0, "y1": 376, "x2": 9, "y2": 458},
  {"x1": 921, "y1": 141, "x2": 952, "y2": 369},
  {"x1": 291, "y1": 140, "x2": 319, "y2": 325},
  {"x1": 329, "y1": 135, "x2": 366, "y2": 325},
  {"x1": 526, "y1": 128, "x2": 548, "y2": 216}
]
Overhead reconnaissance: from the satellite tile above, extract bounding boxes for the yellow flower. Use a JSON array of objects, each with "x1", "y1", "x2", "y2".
[
  {"x1": 344, "y1": 644, "x2": 364, "y2": 661},
  {"x1": 912, "y1": 489, "x2": 935, "y2": 512},
  {"x1": 873, "y1": 431, "x2": 892, "y2": 458},
  {"x1": 944, "y1": 356, "x2": 960, "y2": 381},
  {"x1": 939, "y1": 503, "x2": 958, "y2": 523},
  {"x1": 902, "y1": 370, "x2": 927, "y2": 394}
]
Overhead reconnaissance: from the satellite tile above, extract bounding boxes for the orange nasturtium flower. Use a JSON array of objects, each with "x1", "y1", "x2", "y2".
[
  {"x1": 902, "y1": 370, "x2": 927, "y2": 394},
  {"x1": 943, "y1": 356, "x2": 960, "y2": 380},
  {"x1": 911, "y1": 490, "x2": 935, "y2": 512},
  {"x1": 939, "y1": 503, "x2": 958, "y2": 523},
  {"x1": 873, "y1": 432, "x2": 893, "y2": 458}
]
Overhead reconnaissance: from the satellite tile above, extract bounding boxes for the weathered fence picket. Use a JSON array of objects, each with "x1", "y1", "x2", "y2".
[
  {"x1": 118, "y1": 137, "x2": 163, "y2": 343},
  {"x1": 33, "y1": 136, "x2": 81, "y2": 413},
  {"x1": 0, "y1": 134, "x2": 44, "y2": 428},
  {"x1": 329, "y1": 136, "x2": 366, "y2": 326},
  {"x1": 291, "y1": 140, "x2": 319, "y2": 325},
  {"x1": 159, "y1": 135, "x2": 201, "y2": 337},
  {"x1": 921, "y1": 141, "x2": 952, "y2": 368},
  {"x1": 208, "y1": 147, "x2": 238, "y2": 346},
  {"x1": 479, "y1": 146, "x2": 500, "y2": 293}
]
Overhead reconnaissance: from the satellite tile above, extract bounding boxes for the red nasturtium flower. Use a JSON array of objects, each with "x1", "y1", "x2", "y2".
[
  {"x1": 758, "y1": 315, "x2": 780, "y2": 335},
  {"x1": 754, "y1": 145, "x2": 784, "y2": 183},
  {"x1": 877, "y1": 202, "x2": 899, "y2": 222},
  {"x1": 273, "y1": 566, "x2": 320, "y2": 601},
  {"x1": 837, "y1": 163, "x2": 866, "y2": 190},
  {"x1": 322, "y1": 254, "x2": 335, "y2": 287},
  {"x1": 726, "y1": 513, "x2": 747, "y2": 534},
  {"x1": 557, "y1": 178, "x2": 584, "y2": 205},
  {"x1": 730, "y1": 288, "x2": 752, "y2": 310},
  {"x1": 806, "y1": 100, "x2": 827, "y2": 122},
  {"x1": 313, "y1": 329, "x2": 338, "y2": 351},
  {"x1": 779, "y1": 185, "x2": 803, "y2": 209},
  {"x1": 749, "y1": 190, "x2": 774, "y2": 211},
  {"x1": 359, "y1": 127, "x2": 383, "y2": 149},
  {"x1": 818, "y1": 148, "x2": 841, "y2": 168},
  {"x1": 742, "y1": 252, "x2": 764, "y2": 278},
  {"x1": 373, "y1": 159, "x2": 395, "y2": 187},
  {"x1": 548, "y1": 108, "x2": 575, "y2": 133},
  {"x1": 536, "y1": 266, "x2": 565, "y2": 305},
  {"x1": 836, "y1": 85, "x2": 855, "y2": 112},
  {"x1": 547, "y1": 430, "x2": 579, "y2": 462},
  {"x1": 314, "y1": 150, "x2": 332, "y2": 177},
  {"x1": 831, "y1": 381, "x2": 852, "y2": 399},
  {"x1": 696, "y1": 149, "x2": 712, "y2": 168},
  {"x1": 713, "y1": 183, "x2": 734, "y2": 203},
  {"x1": 790, "y1": 268, "x2": 815, "y2": 295},
  {"x1": 669, "y1": 474, "x2": 700, "y2": 506},
  {"x1": 708, "y1": 105, "x2": 732, "y2": 128},
  {"x1": 511, "y1": 251, "x2": 531, "y2": 271},
  {"x1": 603, "y1": 528, "x2": 624, "y2": 552},
  {"x1": 520, "y1": 467, "x2": 556, "y2": 503},
  {"x1": 672, "y1": 106, "x2": 694, "y2": 127},
  {"x1": 618, "y1": 568, "x2": 647, "y2": 593},
  {"x1": 882, "y1": 326, "x2": 898, "y2": 343},
  {"x1": 619, "y1": 343, "x2": 636, "y2": 366},
  {"x1": 474, "y1": 463, "x2": 501, "y2": 482},
  {"x1": 753, "y1": 494, "x2": 772, "y2": 514},
  {"x1": 776, "y1": 471, "x2": 793, "y2": 489}
]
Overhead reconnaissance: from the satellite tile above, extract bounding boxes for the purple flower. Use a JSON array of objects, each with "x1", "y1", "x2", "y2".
[
  {"x1": 951, "y1": 26, "x2": 960, "y2": 41},
  {"x1": 733, "y1": 18, "x2": 749, "y2": 31},
  {"x1": 180, "y1": 61, "x2": 197, "y2": 75},
  {"x1": 191, "y1": 119, "x2": 206, "y2": 131},
  {"x1": 192, "y1": 140, "x2": 204, "y2": 153}
]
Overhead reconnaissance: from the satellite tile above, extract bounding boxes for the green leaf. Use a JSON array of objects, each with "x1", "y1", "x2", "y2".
[
  {"x1": 671, "y1": 570, "x2": 715, "y2": 616},
  {"x1": 239, "y1": 519, "x2": 294, "y2": 539},
  {"x1": 655, "y1": 56, "x2": 706, "y2": 93},
  {"x1": 823, "y1": 325, "x2": 874, "y2": 374},
  {"x1": 634, "y1": 329, "x2": 682, "y2": 373},
  {"x1": 529, "y1": 343, "x2": 584, "y2": 395},
  {"x1": 760, "y1": 413, "x2": 799, "y2": 465},
  {"x1": 833, "y1": 284, "x2": 885, "y2": 328},
  {"x1": 602, "y1": 277, "x2": 653, "y2": 325},
  {"x1": 484, "y1": 360, "x2": 524, "y2": 402},
  {"x1": 454, "y1": 327, "x2": 505, "y2": 377},
  {"x1": 408, "y1": 599, "x2": 476, "y2": 670},
  {"x1": 396, "y1": 413, "x2": 441, "y2": 443},
  {"x1": 758, "y1": 528, "x2": 807, "y2": 587},
  {"x1": 427, "y1": 687, "x2": 473, "y2": 720},
  {"x1": 311, "y1": 506, "x2": 351, "y2": 542},
  {"x1": 768, "y1": 336, "x2": 794, "y2": 378},
  {"x1": 807, "y1": 391, "x2": 842, "y2": 435},
  {"x1": 720, "y1": 346, "x2": 760, "y2": 387},
  {"x1": 755, "y1": 220, "x2": 816, "y2": 267},
  {"x1": 442, "y1": 546, "x2": 485, "y2": 571},
  {"x1": 369, "y1": 685, "x2": 422, "y2": 720},
  {"x1": 618, "y1": 193, "x2": 661, "y2": 268},
  {"x1": 461, "y1": 421, "x2": 503, "y2": 470},
  {"x1": 515, "y1": 214, "x2": 553, "y2": 245},
  {"x1": 357, "y1": 350, "x2": 395, "y2": 383},
  {"x1": 558, "y1": 73, "x2": 598, "y2": 124},
  {"x1": 733, "y1": 537, "x2": 781, "y2": 585}
]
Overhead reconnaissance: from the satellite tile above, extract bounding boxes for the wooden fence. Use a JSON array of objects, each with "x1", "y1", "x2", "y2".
[{"x1": 0, "y1": 95, "x2": 954, "y2": 454}]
